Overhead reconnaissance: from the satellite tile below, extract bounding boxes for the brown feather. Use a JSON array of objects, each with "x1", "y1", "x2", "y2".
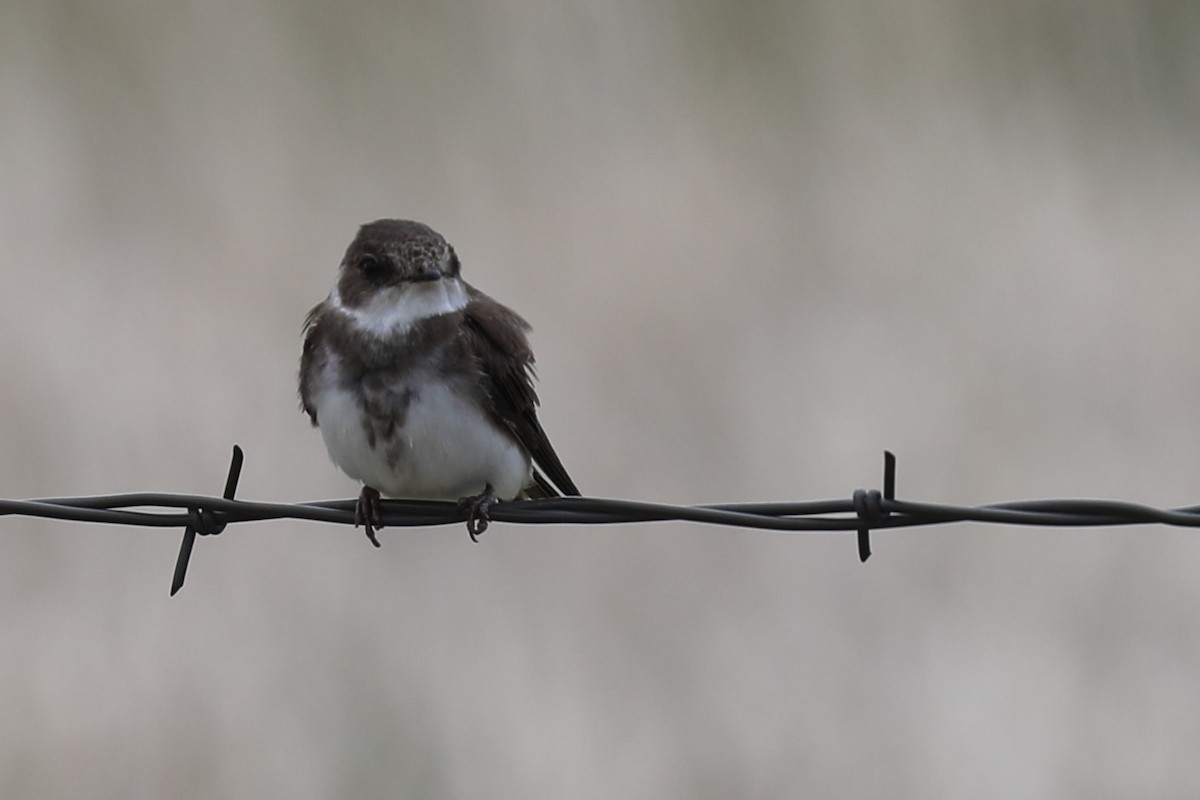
[{"x1": 461, "y1": 287, "x2": 580, "y2": 496}]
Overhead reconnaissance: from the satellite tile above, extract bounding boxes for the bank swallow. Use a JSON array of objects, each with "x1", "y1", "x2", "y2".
[{"x1": 299, "y1": 219, "x2": 579, "y2": 543}]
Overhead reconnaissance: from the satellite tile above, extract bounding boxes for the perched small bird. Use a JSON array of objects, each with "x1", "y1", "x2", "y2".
[{"x1": 299, "y1": 219, "x2": 579, "y2": 543}]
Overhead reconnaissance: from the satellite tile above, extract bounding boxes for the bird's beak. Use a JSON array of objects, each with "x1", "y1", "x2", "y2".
[{"x1": 409, "y1": 268, "x2": 443, "y2": 283}]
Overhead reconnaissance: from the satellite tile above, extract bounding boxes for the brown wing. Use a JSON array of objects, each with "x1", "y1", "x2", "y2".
[
  {"x1": 462, "y1": 289, "x2": 580, "y2": 497},
  {"x1": 298, "y1": 303, "x2": 328, "y2": 426}
]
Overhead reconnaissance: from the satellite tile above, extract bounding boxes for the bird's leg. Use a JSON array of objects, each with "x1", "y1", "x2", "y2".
[
  {"x1": 355, "y1": 485, "x2": 383, "y2": 548},
  {"x1": 459, "y1": 482, "x2": 498, "y2": 542}
]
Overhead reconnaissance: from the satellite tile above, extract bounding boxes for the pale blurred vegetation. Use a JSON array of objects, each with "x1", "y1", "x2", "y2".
[{"x1": 1, "y1": 2, "x2": 1199, "y2": 798}]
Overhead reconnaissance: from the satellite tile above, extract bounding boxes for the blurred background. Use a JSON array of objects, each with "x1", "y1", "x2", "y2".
[{"x1": 2, "y1": 0, "x2": 1200, "y2": 796}]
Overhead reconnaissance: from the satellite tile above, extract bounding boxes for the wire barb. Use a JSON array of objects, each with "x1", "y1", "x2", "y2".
[
  {"x1": 170, "y1": 445, "x2": 244, "y2": 596},
  {"x1": 852, "y1": 450, "x2": 896, "y2": 563}
]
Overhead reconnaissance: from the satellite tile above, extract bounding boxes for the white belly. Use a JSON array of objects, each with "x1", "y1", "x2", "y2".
[{"x1": 314, "y1": 376, "x2": 531, "y2": 501}]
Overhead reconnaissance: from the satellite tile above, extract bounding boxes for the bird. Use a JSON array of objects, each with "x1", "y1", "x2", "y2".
[{"x1": 299, "y1": 219, "x2": 579, "y2": 545}]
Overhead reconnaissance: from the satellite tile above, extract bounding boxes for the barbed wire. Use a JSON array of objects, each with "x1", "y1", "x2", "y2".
[{"x1": 3, "y1": 447, "x2": 1198, "y2": 596}]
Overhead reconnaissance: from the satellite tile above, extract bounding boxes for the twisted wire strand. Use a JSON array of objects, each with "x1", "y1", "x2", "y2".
[
  {"x1": 1, "y1": 446, "x2": 1194, "y2": 594},
  {"x1": 6, "y1": 494, "x2": 1198, "y2": 529}
]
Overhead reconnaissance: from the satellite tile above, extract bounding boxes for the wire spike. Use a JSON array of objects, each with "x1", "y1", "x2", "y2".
[
  {"x1": 884, "y1": 450, "x2": 896, "y2": 500},
  {"x1": 856, "y1": 506, "x2": 872, "y2": 563},
  {"x1": 170, "y1": 444, "x2": 244, "y2": 596},
  {"x1": 855, "y1": 450, "x2": 896, "y2": 563}
]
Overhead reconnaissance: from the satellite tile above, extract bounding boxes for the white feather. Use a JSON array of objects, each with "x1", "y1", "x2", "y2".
[
  {"x1": 329, "y1": 278, "x2": 468, "y2": 337},
  {"x1": 310, "y1": 364, "x2": 531, "y2": 501}
]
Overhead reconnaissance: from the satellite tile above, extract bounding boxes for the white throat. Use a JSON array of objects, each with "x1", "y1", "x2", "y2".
[{"x1": 330, "y1": 277, "x2": 468, "y2": 336}]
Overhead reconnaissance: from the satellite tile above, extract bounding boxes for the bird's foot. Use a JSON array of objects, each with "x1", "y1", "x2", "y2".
[
  {"x1": 458, "y1": 483, "x2": 498, "y2": 542},
  {"x1": 355, "y1": 486, "x2": 383, "y2": 548}
]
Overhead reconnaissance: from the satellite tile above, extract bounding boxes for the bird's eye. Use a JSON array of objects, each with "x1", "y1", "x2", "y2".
[{"x1": 358, "y1": 255, "x2": 388, "y2": 281}]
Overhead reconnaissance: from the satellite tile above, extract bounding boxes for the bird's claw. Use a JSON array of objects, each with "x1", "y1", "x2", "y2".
[
  {"x1": 356, "y1": 486, "x2": 383, "y2": 548},
  {"x1": 459, "y1": 483, "x2": 498, "y2": 542}
]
